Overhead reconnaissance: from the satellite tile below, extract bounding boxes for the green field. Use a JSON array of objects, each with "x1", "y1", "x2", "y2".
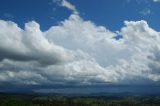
[{"x1": 0, "y1": 93, "x2": 160, "y2": 106}]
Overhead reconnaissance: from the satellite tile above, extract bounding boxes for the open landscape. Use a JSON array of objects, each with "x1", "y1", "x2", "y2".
[{"x1": 1, "y1": 93, "x2": 160, "y2": 106}]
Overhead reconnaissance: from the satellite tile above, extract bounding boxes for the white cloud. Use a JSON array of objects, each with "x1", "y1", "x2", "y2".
[
  {"x1": 153, "y1": 0, "x2": 160, "y2": 2},
  {"x1": 53, "y1": 0, "x2": 78, "y2": 14},
  {"x1": 0, "y1": 14, "x2": 160, "y2": 88},
  {"x1": 126, "y1": 0, "x2": 160, "y2": 3},
  {"x1": 140, "y1": 8, "x2": 151, "y2": 15},
  {"x1": 0, "y1": 20, "x2": 75, "y2": 65}
]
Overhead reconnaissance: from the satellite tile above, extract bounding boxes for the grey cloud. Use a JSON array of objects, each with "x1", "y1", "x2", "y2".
[{"x1": 0, "y1": 20, "x2": 74, "y2": 65}]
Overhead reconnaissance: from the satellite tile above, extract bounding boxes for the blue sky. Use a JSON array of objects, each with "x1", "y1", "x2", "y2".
[
  {"x1": 0, "y1": 0, "x2": 160, "y2": 31},
  {"x1": 0, "y1": 0, "x2": 160, "y2": 93}
]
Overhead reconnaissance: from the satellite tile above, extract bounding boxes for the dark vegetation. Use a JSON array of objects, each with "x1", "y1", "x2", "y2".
[{"x1": 0, "y1": 92, "x2": 160, "y2": 106}]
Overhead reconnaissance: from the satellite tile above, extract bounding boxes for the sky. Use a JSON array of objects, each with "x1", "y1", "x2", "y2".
[{"x1": 0, "y1": 0, "x2": 160, "y2": 93}]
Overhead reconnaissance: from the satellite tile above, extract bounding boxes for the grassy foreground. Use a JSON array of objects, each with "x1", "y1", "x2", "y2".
[{"x1": 0, "y1": 93, "x2": 160, "y2": 106}]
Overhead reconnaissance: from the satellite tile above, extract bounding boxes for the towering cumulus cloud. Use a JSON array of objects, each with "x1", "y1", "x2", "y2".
[{"x1": 0, "y1": 0, "x2": 160, "y2": 89}]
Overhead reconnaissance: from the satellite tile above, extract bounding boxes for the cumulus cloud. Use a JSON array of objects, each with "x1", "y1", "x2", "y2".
[
  {"x1": 0, "y1": 14, "x2": 160, "y2": 88},
  {"x1": 0, "y1": 20, "x2": 75, "y2": 65},
  {"x1": 0, "y1": 15, "x2": 120, "y2": 86}
]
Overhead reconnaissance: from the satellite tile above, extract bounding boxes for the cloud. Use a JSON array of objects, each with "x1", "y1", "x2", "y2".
[
  {"x1": 0, "y1": 20, "x2": 75, "y2": 65},
  {"x1": 124, "y1": 0, "x2": 152, "y2": 16},
  {"x1": 0, "y1": 13, "x2": 160, "y2": 89},
  {"x1": 125, "y1": 0, "x2": 149, "y2": 4},
  {"x1": 53, "y1": 0, "x2": 78, "y2": 14},
  {"x1": 0, "y1": 15, "x2": 120, "y2": 86},
  {"x1": 153, "y1": 0, "x2": 160, "y2": 2},
  {"x1": 3, "y1": 13, "x2": 14, "y2": 20},
  {"x1": 118, "y1": 20, "x2": 160, "y2": 82},
  {"x1": 126, "y1": 0, "x2": 160, "y2": 3},
  {"x1": 140, "y1": 8, "x2": 151, "y2": 15}
]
